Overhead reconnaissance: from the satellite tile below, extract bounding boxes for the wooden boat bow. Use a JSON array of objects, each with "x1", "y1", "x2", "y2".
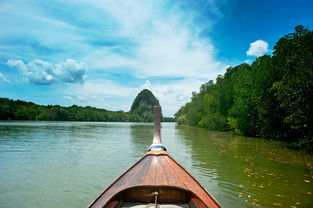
[{"x1": 88, "y1": 106, "x2": 222, "y2": 208}]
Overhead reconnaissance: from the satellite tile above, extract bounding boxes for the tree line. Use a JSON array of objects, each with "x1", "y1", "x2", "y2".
[
  {"x1": 0, "y1": 98, "x2": 144, "y2": 122},
  {"x1": 175, "y1": 25, "x2": 313, "y2": 152},
  {"x1": 0, "y1": 98, "x2": 175, "y2": 122}
]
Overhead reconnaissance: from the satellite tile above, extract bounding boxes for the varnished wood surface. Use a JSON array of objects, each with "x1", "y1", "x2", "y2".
[
  {"x1": 88, "y1": 150, "x2": 221, "y2": 208},
  {"x1": 123, "y1": 187, "x2": 188, "y2": 203}
]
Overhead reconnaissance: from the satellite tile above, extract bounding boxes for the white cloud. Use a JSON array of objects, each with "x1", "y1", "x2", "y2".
[
  {"x1": 244, "y1": 59, "x2": 252, "y2": 64},
  {"x1": 74, "y1": 81, "x2": 132, "y2": 97},
  {"x1": 7, "y1": 59, "x2": 87, "y2": 85},
  {"x1": 142, "y1": 80, "x2": 152, "y2": 90},
  {"x1": 0, "y1": 72, "x2": 10, "y2": 83},
  {"x1": 147, "y1": 79, "x2": 205, "y2": 116},
  {"x1": 77, "y1": 95, "x2": 86, "y2": 101},
  {"x1": 1, "y1": 0, "x2": 227, "y2": 81},
  {"x1": 246, "y1": 40, "x2": 269, "y2": 57},
  {"x1": 79, "y1": 0, "x2": 227, "y2": 80},
  {"x1": 63, "y1": 95, "x2": 73, "y2": 101},
  {"x1": 133, "y1": 22, "x2": 226, "y2": 78}
]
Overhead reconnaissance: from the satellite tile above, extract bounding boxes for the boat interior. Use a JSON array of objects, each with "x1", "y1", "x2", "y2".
[{"x1": 105, "y1": 186, "x2": 207, "y2": 208}]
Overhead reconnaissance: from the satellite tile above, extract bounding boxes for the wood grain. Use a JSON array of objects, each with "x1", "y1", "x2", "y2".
[{"x1": 88, "y1": 151, "x2": 222, "y2": 208}]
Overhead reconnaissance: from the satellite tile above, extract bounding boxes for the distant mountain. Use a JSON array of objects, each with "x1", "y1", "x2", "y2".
[{"x1": 130, "y1": 89, "x2": 160, "y2": 121}]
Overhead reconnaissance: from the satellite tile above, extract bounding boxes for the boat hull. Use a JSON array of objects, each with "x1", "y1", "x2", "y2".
[{"x1": 88, "y1": 150, "x2": 222, "y2": 208}]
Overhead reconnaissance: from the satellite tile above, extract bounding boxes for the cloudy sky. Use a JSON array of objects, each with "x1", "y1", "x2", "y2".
[{"x1": 0, "y1": 0, "x2": 312, "y2": 116}]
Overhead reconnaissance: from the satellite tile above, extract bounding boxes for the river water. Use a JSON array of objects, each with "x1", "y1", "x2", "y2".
[{"x1": 0, "y1": 122, "x2": 312, "y2": 208}]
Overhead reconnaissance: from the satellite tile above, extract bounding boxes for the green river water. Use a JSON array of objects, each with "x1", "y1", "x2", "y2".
[{"x1": 0, "y1": 122, "x2": 312, "y2": 208}]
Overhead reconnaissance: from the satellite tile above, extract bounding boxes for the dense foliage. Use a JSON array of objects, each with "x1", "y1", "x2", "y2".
[
  {"x1": 0, "y1": 98, "x2": 143, "y2": 122},
  {"x1": 175, "y1": 26, "x2": 313, "y2": 152},
  {"x1": 130, "y1": 89, "x2": 160, "y2": 121}
]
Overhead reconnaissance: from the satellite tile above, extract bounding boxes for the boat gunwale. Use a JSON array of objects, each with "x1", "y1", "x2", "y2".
[
  {"x1": 87, "y1": 153, "x2": 152, "y2": 208},
  {"x1": 88, "y1": 151, "x2": 222, "y2": 208},
  {"x1": 163, "y1": 153, "x2": 222, "y2": 208}
]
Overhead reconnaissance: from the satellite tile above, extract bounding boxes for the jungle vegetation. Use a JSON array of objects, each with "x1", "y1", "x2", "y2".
[
  {"x1": 0, "y1": 90, "x2": 173, "y2": 122},
  {"x1": 0, "y1": 98, "x2": 143, "y2": 122},
  {"x1": 175, "y1": 26, "x2": 313, "y2": 152}
]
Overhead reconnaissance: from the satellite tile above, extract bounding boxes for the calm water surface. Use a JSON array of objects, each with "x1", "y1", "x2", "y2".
[{"x1": 0, "y1": 122, "x2": 312, "y2": 208}]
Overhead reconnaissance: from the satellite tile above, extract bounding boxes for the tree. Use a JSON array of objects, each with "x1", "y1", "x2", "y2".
[{"x1": 272, "y1": 25, "x2": 313, "y2": 148}]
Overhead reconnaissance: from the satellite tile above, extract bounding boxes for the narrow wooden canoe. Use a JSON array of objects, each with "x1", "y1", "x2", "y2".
[{"x1": 88, "y1": 107, "x2": 222, "y2": 208}]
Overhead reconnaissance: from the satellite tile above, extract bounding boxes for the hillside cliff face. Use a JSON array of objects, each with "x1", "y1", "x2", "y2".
[{"x1": 130, "y1": 89, "x2": 160, "y2": 121}]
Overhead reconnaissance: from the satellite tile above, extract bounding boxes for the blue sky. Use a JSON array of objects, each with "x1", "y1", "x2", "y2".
[{"x1": 0, "y1": 0, "x2": 312, "y2": 116}]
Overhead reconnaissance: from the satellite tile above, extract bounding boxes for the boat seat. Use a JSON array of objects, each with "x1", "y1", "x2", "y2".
[{"x1": 119, "y1": 202, "x2": 190, "y2": 208}]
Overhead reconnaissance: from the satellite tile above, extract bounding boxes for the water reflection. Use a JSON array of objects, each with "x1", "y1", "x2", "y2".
[
  {"x1": 175, "y1": 125, "x2": 313, "y2": 208},
  {"x1": 129, "y1": 123, "x2": 153, "y2": 156}
]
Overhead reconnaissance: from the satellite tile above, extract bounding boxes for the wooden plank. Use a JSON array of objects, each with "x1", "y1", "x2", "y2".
[
  {"x1": 146, "y1": 150, "x2": 167, "y2": 155},
  {"x1": 165, "y1": 156, "x2": 208, "y2": 202},
  {"x1": 143, "y1": 156, "x2": 157, "y2": 185},
  {"x1": 123, "y1": 187, "x2": 188, "y2": 203},
  {"x1": 190, "y1": 197, "x2": 207, "y2": 208},
  {"x1": 155, "y1": 156, "x2": 169, "y2": 186},
  {"x1": 131, "y1": 155, "x2": 154, "y2": 186},
  {"x1": 90, "y1": 155, "x2": 152, "y2": 208},
  {"x1": 157, "y1": 188, "x2": 188, "y2": 203},
  {"x1": 105, "y1": 200, "x2": 119, "y2": 208},
  {"x1": 164, "y1": 156, "x2": 221, "y2": 208},
  {"x1": 158, "y1": 156, "x2": 187, "y2": 189}
]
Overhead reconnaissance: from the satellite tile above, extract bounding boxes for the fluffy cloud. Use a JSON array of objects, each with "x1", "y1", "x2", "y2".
[
  {"x1": 246, "y1": 40, "x2": 269, "y2": 57},
  {"x1": 132, "y1": 22, "x2": 226, "y2": 78},
  {"x1": 1, "y1": 0, "x2": 227, "y2": 80},
  {"x1": 7, "y1": 59, "x2": 87, "y2": 85},
  {"x1": 142, "y1": 80, "x2": 152, "y2": 90},
  {"x1": 81, "y1": 1, "x2": 227, "y2": 79},
  {"x1": 63, "y1": 95, "x2": 74, "y2": 101}
]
